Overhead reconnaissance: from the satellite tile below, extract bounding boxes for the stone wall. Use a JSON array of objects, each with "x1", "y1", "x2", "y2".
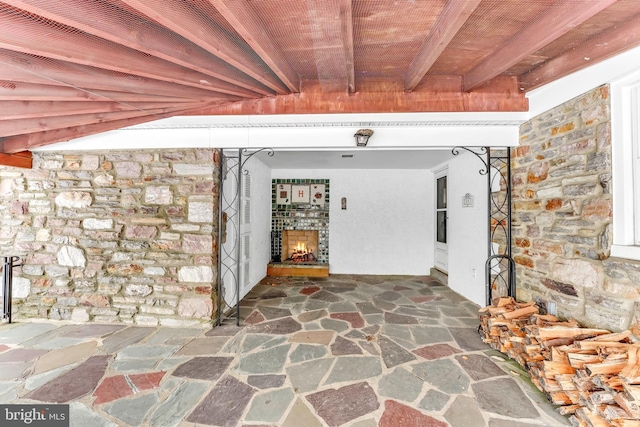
[
  {"x1": 513, "y1": 84, "x2": 640, "y2": 332},
  {"x1": 0, "y1": 149, "x2": 220, "y2": 326}
]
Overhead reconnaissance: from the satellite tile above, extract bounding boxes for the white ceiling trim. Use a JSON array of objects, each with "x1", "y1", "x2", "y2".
[
  {"x1": 37, "y1": 124, "x2": 521, "y2": 152},
  {"x1": 124, "y1": 120, "x2": 525, "y2": 129},
  {"x1": 124, "y1": 111, "x2": 527, "y2": 129},
  {"x1": 37, "y1": 111, "x2": 526, "y2": 152}
]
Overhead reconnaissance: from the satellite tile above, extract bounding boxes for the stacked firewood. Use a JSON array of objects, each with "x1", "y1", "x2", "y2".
[{"x1": 479, "y1": 297, "x2": 640, "y2": 427}]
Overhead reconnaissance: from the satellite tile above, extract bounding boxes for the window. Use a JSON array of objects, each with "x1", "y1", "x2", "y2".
[
  {"x1": 611, "y1": 70, "x2": 640, "y2": 260},
  {"x1": 434, "y1": 166, "x2": 448, "y2": 272},
  {"x1": 436, "y1": 175, "x2": 447, "y2": 244}
]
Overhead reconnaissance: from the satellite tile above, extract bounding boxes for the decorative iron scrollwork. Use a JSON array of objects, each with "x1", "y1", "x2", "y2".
[
  {"x1": 453, "y1": 146, "x2": 514, "y2": 305},
  {"x1": 452, "y1": 146, "x2": 489, "y2": 175},
  {"x1": 217, "y1": 148, "x2": 274, "y2": 326},
  {"x1": 486, "y1": 148, "x2": 514, "y2": 305}
]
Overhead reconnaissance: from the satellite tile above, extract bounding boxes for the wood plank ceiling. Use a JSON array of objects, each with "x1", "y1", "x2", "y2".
[{"x1": 1, "y1": 0, "x2": 640, "y2": 164}]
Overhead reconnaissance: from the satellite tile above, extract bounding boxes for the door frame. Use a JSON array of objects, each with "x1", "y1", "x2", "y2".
[{"x1": 434, "y1": 166, "x2": 448, "y2": 273}]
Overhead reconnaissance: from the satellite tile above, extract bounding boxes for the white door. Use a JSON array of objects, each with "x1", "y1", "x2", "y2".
[{"x1": 434, "y1": 168, "x2": 448, "y2": 272}]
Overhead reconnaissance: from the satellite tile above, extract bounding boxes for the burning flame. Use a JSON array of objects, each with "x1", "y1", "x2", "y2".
[{"x1": 290, "y1": 241, "x2": 314, "y2": 262}]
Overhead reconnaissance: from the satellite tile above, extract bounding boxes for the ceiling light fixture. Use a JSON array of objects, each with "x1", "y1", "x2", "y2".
[{"x1": 354, "y1": 129, "x2": 374, "y2": 147}]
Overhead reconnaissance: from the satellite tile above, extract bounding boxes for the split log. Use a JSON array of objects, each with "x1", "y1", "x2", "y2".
[
  {"x1": 605, "y1": 377, "x2": 626, "y2": 393},
  {"x1": 556, "y1": 374, "x2": 578, "y2": 391},
  {"x1": 502, "y1": 305, "x2": 539, "y2": 320},
  {"x1": 601, "y1": 405, "x2": 635, "y2": 423},
  {"x1": 559, "y1": 404, "x2": 582, "y2": 416},
  {"x1": 595, "y1": 375, "x2": 626, "y2": 394},
  {"x1": 550, "y1": 391, "x2": 575, "y2": 405},
  {"x1": 611, "y1": 420, "x2": 640, "y2": 427},
  {"x1": 614, "y1": 393, "x2": 640, "y2": 418},
  {"x1": 496, "y1": 296, "x2": 515, "y2": 307},
  {"x1": 621, "y1": 344, "x2": 640, "y2": 384},
  {"x1": 575, "y1": 407, "x2": 610, "y2": 427},
  {"x1": 585, "y1": 360, "x2": 628, "y2": 376},
  {"x1": 478, "y1": 298, "x2": 640, "y2": 425},
  {"x1": 588, "y1": 331, "x2": 633, "y2": 343},
  {"x1": 573, "y1": 375, "x2": 601, "y2": 393},
  {"x1": 590, "y1": 391, "x2": 617, "y2": 405},
  {"x1": 546, "y1": 337, "x2": 592, "y2": 348},
  {"x1": 533, "y1": 313, "x2": 560, "y2": 323},
  {"x1": 538, "y1": 327, "x2": 612, "y2": 341},
  {"x1": 569, "y1": 415, "x2": 589, "y2": 426},
  {"x1": 569, "y1": 353, "x2": 604, "y2": 369},
  {"x1": 579, "y1": 342, "x2": 632, "y2": 352},
  {"x1": 623, "y1": 383, "x2": 640, "y2": 402},
  {"x1": 545, "y1": 360, "x2": 577, "y2": 376}
]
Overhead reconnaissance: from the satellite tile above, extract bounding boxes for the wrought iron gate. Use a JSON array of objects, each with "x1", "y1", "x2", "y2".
[
  {"x1": 216, "y1": 148, "x2": 272, "y2": 326},
  {"x1": 452, "y1": 146, "x2": 514, "y2": 305}
]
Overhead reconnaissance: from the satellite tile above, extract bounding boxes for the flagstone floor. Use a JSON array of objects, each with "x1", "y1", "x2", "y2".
[{"x1": 0, "y1": 275, "x2": 570, "y2": 427}]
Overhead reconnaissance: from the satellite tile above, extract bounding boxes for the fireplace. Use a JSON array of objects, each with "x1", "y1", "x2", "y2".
[
  {"x1": 282, "y1": 230, "x2": 318, "y2": 263},
  {"x1": 268, "y1": 178, "x2": 329, "y2": 277}
]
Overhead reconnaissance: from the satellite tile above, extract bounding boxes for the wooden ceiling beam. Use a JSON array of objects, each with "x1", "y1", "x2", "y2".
[
  {"x1": 0, "y1": 103, "x2": 212, "y2": 153},
  {"x1": 0, "y1": 10, "x2": 259, "y2": 99},
  {"x1": 463, "y1": 0, "x2": 617, "y2": 92},
  {"x1": 121, "y1": 0, "x2": 289, "y2": 94},
  {"x1": 404, "y1": 0, "x2": 481, "y2": 92},
  {"x1": 0, "y1": 104, "x2": 205, "y2": 137},
  {"x1": 520, "y1": 11, "x2": 640, "y2": 91},
  {"x1": 0, "y1": 101, "x2": 190, "y2": 120},
  {"x1": 190, "y1": 81, "x2": 528, "y2": 115},
  {"x1": 340, "y1": 0, "x2": 355, "y2": 93},
  {"x1": 207, "y1": 0, "x2": 300, "y2": 92},
  {"x1": 3, "y1": 0, "x2": 274, "y2": 97},
  {"x1": 0, "y1": 81, "x2": 196, "y2": 103},
  {"x1": 0, "y1": 49, "x2": 237, "y2": 102}
]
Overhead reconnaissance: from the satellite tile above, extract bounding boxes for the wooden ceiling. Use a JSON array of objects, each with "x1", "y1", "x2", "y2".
[{"x1": 2, "y1": 0, "x2": 640, "y2": 163}]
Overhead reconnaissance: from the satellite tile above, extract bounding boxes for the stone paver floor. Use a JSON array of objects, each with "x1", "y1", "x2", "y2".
[{"x1": 0, "y1": 275, "x2": 570, "y2": 426}]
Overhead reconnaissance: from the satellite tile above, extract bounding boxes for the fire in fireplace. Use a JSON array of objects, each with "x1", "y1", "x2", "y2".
[
  {"x1": 282, "y1": 230, "x2": 318, "y2": 263},
  {"x1": 290, "y1": 242, "x2": 316, "y2": 262}
]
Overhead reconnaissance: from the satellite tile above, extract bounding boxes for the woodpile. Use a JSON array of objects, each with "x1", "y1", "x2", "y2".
[{"x1": 479, "y1": 297, "x2": 640, "y2": 427}]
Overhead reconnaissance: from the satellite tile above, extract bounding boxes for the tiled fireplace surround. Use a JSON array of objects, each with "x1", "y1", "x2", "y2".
[{"x1": 269, "y1": 179, "x2": 329, "y2": 276}]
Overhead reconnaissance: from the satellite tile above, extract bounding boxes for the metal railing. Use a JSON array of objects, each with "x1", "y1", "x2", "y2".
[
  {"x1": 1, "y1": 256, "x2": 21, "y2": 323},
  {"x1": 452, "y1": 146, "x2": 514, "y2": 306}
]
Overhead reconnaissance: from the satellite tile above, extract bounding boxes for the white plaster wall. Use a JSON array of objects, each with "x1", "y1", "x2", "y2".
[
  {"x1": 273, "y1": 169, "x2": 434, "y2": 275},
  {"x1": 241, "y1": 155, "x2": 272, "y2": 298},
  {"x1": 436, "y1": 151, "x2": 488, "y2": 306}
]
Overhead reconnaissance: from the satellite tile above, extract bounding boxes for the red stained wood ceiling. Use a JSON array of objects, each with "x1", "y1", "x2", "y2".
[{"x1": 1, "y1": 0, "x2": 640, "y2": 157}]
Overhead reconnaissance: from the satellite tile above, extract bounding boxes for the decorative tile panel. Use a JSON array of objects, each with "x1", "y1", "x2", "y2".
[
  {"x1": 275, "y1": 184, "x2": 291, "y2": 205},
  {"x1": 310, "y1": 184, "x2": 325, "y2": 206},
  {"x1": 291, "y1": 185, "x2": 309, "y2": 204},
  {"x1": 271, "y1": 179, "x2": 329, "y2": 264}
]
